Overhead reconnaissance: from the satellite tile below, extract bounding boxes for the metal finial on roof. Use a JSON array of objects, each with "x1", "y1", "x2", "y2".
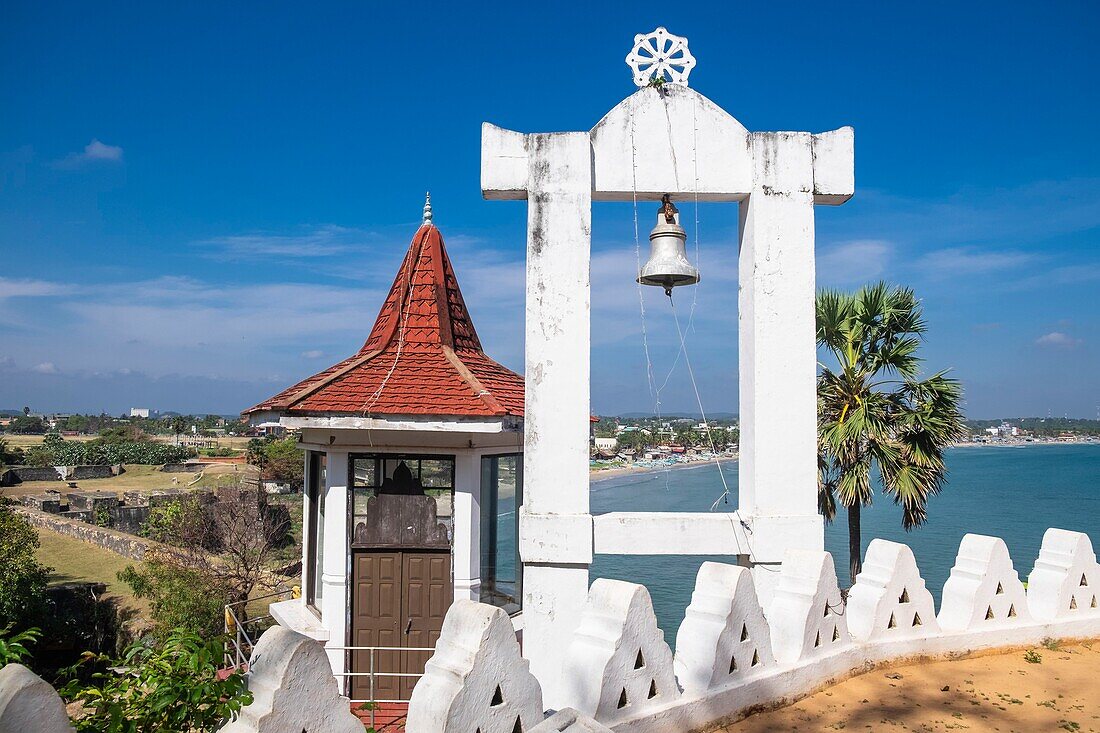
[{"x1": 423, "y1": 192, "x2": 433, "y2": 226}]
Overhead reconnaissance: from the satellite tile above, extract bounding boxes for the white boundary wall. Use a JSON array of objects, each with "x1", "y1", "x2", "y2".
[
  {"x1": 5, "y1": 529, "x2": 1096, "y2": 733},
  {"x1": 405, "y1": 528, "x2": 1100, "y2": 733}
]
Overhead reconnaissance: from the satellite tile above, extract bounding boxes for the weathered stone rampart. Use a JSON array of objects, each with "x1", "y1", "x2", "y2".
[{"x1": 16, "y1": 506, "x2": 152, "y2": 560}]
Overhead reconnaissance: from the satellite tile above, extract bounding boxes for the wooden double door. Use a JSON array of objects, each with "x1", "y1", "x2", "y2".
[{"x1": 350, "y1": 549, "x2": 452, "y2": 701}]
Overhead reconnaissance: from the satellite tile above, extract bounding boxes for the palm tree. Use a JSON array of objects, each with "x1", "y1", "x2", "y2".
[{"x1": 816, "y1": 282, "x2": 966, "y2": 586}]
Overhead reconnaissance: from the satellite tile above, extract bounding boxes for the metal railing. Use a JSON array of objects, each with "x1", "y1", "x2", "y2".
[
  {"x1": 223, "y1": 590, "x2": 291, "y2": 668},
  {"x1": 327, "y1": 644, "x2": 436, "y2": 729}
]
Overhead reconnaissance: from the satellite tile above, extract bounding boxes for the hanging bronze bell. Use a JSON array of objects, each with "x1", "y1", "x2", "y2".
[{"x1": 637, "y1": 195, "x2": 699, "y2": 295}]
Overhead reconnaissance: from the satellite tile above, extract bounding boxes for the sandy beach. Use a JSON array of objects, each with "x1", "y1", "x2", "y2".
[
  {"x1": 590, "y1": 455, "x2": 738, "y2": 483},
  {"x1": 718, "y1": 640, "x2": 1100, "y2": 732}
]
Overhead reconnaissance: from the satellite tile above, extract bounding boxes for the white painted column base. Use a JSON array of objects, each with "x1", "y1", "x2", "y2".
[{"x1": 523, "y1": 564, "x2": 590, "y2": 708}]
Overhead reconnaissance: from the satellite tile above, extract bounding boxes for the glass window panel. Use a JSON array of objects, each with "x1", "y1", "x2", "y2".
[
  {"x1": 480, "y1": 454, "x2": 522, "y2": 615},
  {"x1": 420, "y1": 459, "x2": 454, "y2": 488},
  {"x1": 351, "y1": 457, "x2": 377, "y2": 488},
  {"x1": 350, "y1": 486, "x2": 376, "y2": 531},
  {"x1": 306, "y1": 452, "x2": 326, "y2": 615},
  {"x1": 383, "y1": 459, "x2": 404, "y2": 481},
  {"x1": 349, "y1": 453, "x2": 455, "y2": 545}
]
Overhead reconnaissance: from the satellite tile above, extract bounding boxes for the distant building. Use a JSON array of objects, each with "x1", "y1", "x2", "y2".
[
  {"x1": 594, "y1": 437, "x2": 618, "y2": 457},
  {"x1": 130, "y1": 407, "x2": 150, "y2": 418}
]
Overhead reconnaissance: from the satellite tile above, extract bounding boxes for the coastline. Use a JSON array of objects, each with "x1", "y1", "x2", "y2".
[
  {"x1": 590, "y1": 455, "x2": 738, "y2": 483},
  {"x1": 950, "y1": 439, "x2": 1100, "y2": 449}
]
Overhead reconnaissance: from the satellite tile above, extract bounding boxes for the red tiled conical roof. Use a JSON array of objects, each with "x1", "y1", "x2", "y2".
[{"x1": 246, "y1": 224, "x2": 524, "y2": 418}]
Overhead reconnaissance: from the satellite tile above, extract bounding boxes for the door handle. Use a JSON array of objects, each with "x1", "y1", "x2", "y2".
[{"x1": 404, "y1": 618, "x2": 413, "y2": 635}]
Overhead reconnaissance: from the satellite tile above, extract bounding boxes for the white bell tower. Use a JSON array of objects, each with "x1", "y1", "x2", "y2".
[{"x1": 481, "y1": 27, "x2": 853, "y2": 706}]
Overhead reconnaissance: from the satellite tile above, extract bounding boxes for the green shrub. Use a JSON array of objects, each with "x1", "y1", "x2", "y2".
[
  {"x1": 0, "y1": 626, "x2": 40, "y2": 667},
  {"x1": 61, "y1": 629, "x2": 252, "y2": 732},
  {"x1": 22, "y1": 436, "x2": 197, "y2": 467},
  {"x1": 0, "y1": 499, "x2": 50, "y2": 630},
  {"x1": 117, "y1": 561, "x2": 228, "y2": 639}
]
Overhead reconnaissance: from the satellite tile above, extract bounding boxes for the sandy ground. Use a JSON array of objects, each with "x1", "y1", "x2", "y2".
[
  {"x1": 591, "y1": 455, "x2": 738, "y2": 482},
  {"x1": 718, "y1": 640, "x2": 1100, "y2": 733}
]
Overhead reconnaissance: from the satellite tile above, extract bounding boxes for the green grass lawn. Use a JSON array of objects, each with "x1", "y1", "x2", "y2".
[
  {"x1": 1, "y1": 462, "x2": 260, "y2": 500},
  {"x1": 35, "y1": 527, "x2": 146, "y2": 612}
]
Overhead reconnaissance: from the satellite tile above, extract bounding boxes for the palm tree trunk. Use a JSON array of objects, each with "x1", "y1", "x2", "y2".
[{"x1": 848, "y1": 502, "x2": 862, "y2": 587}]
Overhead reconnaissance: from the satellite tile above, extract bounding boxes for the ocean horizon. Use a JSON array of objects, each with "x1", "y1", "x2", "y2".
[{"x1": 588, "y1": 443, "x2": 1100, "y2": 641}]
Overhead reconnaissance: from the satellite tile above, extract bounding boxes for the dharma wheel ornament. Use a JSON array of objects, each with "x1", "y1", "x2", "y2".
[
  {"x1": 637, "y1": 194, "x2": 700, "y2": 295},
  {"x1": 626, "y1": 27, "x2": 696, "y2": 87}
]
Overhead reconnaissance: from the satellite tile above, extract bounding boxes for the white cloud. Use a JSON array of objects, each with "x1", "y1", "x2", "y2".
[
  {"x1": 52, "y1": 139, "x2": 123, "y2": 168},
  {"x1": 0, "y1": 272, "x2": 385, "y2": 381},
  {"x1": 195, "y1": 225, "x2": 377, "y2": 261},
  {"x1": 301, "y1": 350, "x2": 324, "y2": 359},
  {"x1": 1035, "y1": 332, "x2": 1082, "y2": 349},
  {"x1": 82, "y1": 140, "x2": 123, "y2": 162},
  {"x1": 817, "y1": 240, "x2": 893, "y2": 285},
  {"x1": 0, "y1": 277, "x2": 73, "y2": 298},
  {"x1": 917, "y1": 246, "x2": 1035, "y2": 276},
  {"x1": 32, "y1": 362, "x2": 59, "y2": 374}
]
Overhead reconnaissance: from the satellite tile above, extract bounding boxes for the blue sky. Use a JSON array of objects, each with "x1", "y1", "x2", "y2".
[{"x1": 1, "y1": 1, "x2": 1097, "y2": 418}]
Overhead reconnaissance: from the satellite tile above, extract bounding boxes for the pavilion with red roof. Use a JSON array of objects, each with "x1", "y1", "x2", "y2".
[{"x1": 249, "y1": 196, "x2": 525, "y2": 702}]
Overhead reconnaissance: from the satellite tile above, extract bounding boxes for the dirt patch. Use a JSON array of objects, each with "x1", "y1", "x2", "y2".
[{"x1": 716, "y1": 640, "x2": 1100, "y2": 733}]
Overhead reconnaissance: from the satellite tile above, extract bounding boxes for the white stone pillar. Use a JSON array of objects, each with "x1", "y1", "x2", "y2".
[
  {"x1": 738, "y1": 132, "x2": 825, "y2": 602},
  {"x1": 320, "y1": 450, "x2": 349, "y2": 685},
  {"x1": 453, "y1": 451, "x2": 481, "y2": 602},
  {"x1": 521, "y1": 131, "x2": 593, "y2": 708}
]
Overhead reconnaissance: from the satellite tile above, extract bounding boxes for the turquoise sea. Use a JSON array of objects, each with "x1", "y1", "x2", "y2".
[{"x1": 589, "y1": 444, "x2": 1100, "y2": 638}]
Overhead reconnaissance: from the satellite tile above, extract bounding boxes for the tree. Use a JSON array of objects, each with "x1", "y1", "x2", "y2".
[
  {"x1": 262, "y1": 438, "x2": 304, "y2": 488},
  {"x1": 117, "y1": 561, "x2": 229, "y2": 639},
  {"x1": 0, "y1": 499, "x2": 51, "y2": 631},
  {"x1": 0, "y1": 438, "x2": 23, "y2": 467},
  {"x1": 170, "y1": 416, "x2": 188, "y2": 446},
  {"x1": 8, "y1": 415, "x2": 47, "y2": 434},
  {"x1": 816, "y1": 283, "x2": 966, "y2": 586},
  {"x1": 245, "y1": 438, "x2": 267, "y2": 469},
  {"x1": 120, "y1": 486, "x2": 292, "y2": 636}
]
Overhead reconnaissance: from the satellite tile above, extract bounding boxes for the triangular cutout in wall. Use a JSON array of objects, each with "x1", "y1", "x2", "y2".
[{"x1": 491, "y1": 685, "x2": 504, "y2": 706}]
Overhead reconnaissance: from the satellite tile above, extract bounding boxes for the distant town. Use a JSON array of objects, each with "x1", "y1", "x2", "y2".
[{"x1": 2, "y1": 409, "x2": 1097, "y2": 469}]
